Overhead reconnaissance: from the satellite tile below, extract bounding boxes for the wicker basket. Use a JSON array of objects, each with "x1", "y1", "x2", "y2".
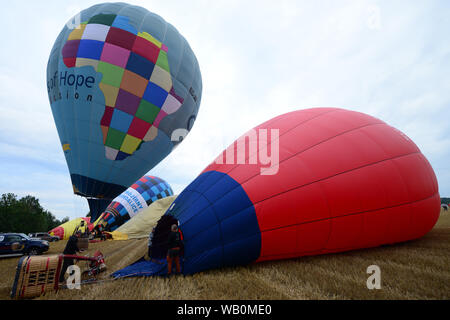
[{"x1": 11, "y1": 254, "x2": 63, "y2": 299}]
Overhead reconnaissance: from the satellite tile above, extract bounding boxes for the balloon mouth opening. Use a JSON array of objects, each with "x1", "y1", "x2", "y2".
[{"x1": 149, "y1": 215, "x2": 180, "y2": 259}]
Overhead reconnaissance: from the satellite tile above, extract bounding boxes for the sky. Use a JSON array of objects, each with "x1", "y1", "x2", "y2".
[{"x1": 0, "y1": 0, "x2": 449, "y2": 220}]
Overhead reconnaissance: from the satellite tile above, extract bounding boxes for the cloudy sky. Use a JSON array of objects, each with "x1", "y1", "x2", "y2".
[{"x1": 0, "y1": 0, "x2": 449, "y2": 220}]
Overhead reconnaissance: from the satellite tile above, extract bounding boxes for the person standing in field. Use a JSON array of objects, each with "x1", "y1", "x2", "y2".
[
  {"x1": 95, "y1": 225, "x2": 106, "y2": 241},
  {"x1": 59, "y1": 231, "x2": 81, "y2": 283},
  {"x1": 167, "y1": 224, "x2": 183, "y2": 275}
]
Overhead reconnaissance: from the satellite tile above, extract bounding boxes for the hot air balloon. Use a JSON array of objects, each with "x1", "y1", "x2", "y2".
[
  {"x1": 113, "y1": 108, "x2": 440, "y2": 277},
  {"x1": 106, "y1": 195, "x2": 177, "y2": 240},
  {"x1": 49, "y1": 217, "x2": 93, "y2": 240},
  {"x1": 94, "y1": 175, "x2": 174, "y2": 231},
  {"x1": 47, "y1": 3, "x2": 202, "y2": 220}
]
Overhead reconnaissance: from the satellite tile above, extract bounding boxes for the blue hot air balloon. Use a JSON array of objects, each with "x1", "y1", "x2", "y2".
[{"x1": 47, "y1": 3, "x2": 202, "y2": 220}]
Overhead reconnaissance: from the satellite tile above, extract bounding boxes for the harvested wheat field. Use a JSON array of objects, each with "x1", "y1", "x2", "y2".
[{"x1": 1, "y1": 210, "x2": 449, "y2": 300}]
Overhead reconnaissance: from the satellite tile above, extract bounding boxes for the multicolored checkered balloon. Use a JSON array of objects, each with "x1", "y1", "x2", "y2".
[
  {"x1": 47, "y1": 3, "x2": 202, "y2": 219},
  {"x1": 62, "y1": 14, "x2": 184, "y2": 161},
  {"x1": 94, "y1": 175, "x2": 174, "y2": 231}
]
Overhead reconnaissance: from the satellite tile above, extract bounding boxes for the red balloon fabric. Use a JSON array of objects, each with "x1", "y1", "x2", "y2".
[
  {"x1": 118, "y1": 107, "x2": 441, "y2": 277},
  {"x1": 204, "y1": 107, "x2": 440, "y2": 263}
]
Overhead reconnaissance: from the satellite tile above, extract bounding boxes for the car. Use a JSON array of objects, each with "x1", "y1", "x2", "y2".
[
  {"x1": 0, "y1": 233, "x2": 49, "y2": 257},
  {"x1": 28, "y1": 232, "x2": 60, "y2": 242}
]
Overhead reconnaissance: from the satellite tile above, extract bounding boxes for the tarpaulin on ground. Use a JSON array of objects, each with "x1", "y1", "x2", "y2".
[{"x1": 111, "y1": 258, "x2": 171, "y2": 278}]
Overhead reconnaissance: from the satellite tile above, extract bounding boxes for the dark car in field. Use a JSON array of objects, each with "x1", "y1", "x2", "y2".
[
  {"x1": 28, "y1": 232, "x2": 60, "y2": 242},
  {"x1": 0, "y1": 233, "x2": 49, "y2": 257}
]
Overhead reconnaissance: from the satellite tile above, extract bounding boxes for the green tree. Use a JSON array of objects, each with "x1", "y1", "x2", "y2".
[{"x1": 0, "y1": 193, "x2": 68, "y2": 233}]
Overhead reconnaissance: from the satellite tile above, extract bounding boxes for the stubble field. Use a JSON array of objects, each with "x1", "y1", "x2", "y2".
[{"x1": 1, "y1": 210, "x2": 449, "y2": 300}]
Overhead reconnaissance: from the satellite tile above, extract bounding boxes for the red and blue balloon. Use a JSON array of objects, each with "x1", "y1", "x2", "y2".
[{"x1": 115, "y1": 108, "x2": 440, "y2": 277}]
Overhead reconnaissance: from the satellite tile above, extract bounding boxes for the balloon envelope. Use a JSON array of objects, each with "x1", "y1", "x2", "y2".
[
  {"x1": 94, "y1": 175, "x2": 174, "y2": 231},
  {"x1": 107, "y1": 195, "x2": 176, "y2": 240},
  {"x1": 47, "y1": 3, "x2": 202, "y2": 216},
  {"x1": 145, "y1": 108, "x2": 440, "y2": 275},
  {"x1": 49, "y1": 217, "x2": 92, "y2": 240}
]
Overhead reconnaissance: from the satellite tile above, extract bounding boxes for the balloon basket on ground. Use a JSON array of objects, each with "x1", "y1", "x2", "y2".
[{"x1": 10, "y1": 251, "x2": 106, "y2": 300}]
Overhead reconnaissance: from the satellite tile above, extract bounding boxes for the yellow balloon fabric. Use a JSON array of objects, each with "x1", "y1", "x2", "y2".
[
  {"x1": 108, "y1": 196, "x2": 177, "y2": 240},
  {"x1": 49, "y1": 217, "x2": 91, "y2": 240}
]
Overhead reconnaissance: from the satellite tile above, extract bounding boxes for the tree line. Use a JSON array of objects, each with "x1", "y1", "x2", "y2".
[{"x1": 0, "y1": 193, "x2": 69, "y2": 234}]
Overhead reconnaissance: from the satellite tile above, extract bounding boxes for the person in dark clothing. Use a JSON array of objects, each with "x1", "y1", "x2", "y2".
[
  {"x1": 94, "y1": 225, "x2": 106, "y2": 241},
  {"x1": 59, "y1": 232, "x2": 80, "y2": 283},
  {"x1": 167, "y1": 224, "x2": 183, "y2": 275},
  {"x1": 148, "y1": 227, "x2": 155, "y2": 261}
]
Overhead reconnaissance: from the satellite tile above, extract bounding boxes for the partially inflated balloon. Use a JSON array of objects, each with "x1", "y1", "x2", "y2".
[
  {"x1": 94, "y1": 175, "x2": 173, "y2": 231},
  {"x1": 147, "y1": 108, "x2": 440, "y2": 275},
  {"x1": 47, "y1": 3, "x2": 202, "y2": 219},
  {"x1": 49, "y1": 217, "x2": 93, "y2": 240}
]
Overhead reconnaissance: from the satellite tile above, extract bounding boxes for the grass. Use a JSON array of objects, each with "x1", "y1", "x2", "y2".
[{"x1": 1, "y1": 210, "x2": 449, "y2": 300}]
